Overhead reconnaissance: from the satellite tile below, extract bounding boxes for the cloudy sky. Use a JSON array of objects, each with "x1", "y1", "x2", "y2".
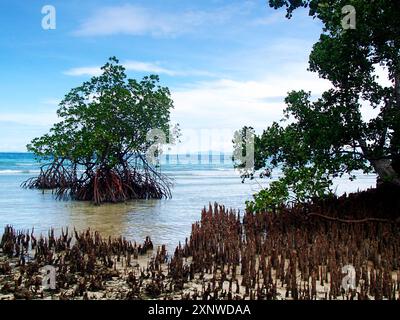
[{"x1": 0, "y1": 0, "x2": 332, "y2": 153}]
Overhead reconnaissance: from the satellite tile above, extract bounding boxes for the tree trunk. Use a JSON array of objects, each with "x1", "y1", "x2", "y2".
[{"x1": 370, "y1": 158, "x2": 400, "y2": 187}]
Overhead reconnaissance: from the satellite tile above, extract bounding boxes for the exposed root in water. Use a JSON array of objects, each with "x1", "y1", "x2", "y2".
[{"x1": 21, "y1": 154, "x2": 172, "y2": 205}]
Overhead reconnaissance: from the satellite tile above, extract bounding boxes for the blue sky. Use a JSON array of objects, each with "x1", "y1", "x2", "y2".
[{"x1": 0, "y1": 0, "x2": 332, "y2": 152}]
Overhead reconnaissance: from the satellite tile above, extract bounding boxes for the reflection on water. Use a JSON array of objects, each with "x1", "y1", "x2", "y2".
[
  {"x1": 65, "y1": 200, "x2": 160, "y2": 240},
  {"x1": 0, "y1": 162, "x2": 377, "y2": 251}
]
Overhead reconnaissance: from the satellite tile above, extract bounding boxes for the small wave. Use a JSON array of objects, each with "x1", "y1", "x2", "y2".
[
  {"x1": 16, "y1": 162, "x2": 37, "y2": 166},
  {"x1": 0, "y1": 169, "x2": 40, "y2": 175},
  {"x1": 168, "y1": 170, "x2": 240, "y2": 178}
]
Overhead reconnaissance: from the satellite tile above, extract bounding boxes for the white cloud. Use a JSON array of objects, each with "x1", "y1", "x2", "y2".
[
  {"x1": 172, "y1": 66, "x2": 332, "y2": 125},
  {"x1": 124, "y1": 61, "x2": 177, "y2": 76},
  {"x1": 64, "y1": 67, "x2": 103, "y2": 77},
  {"x1": 75, "y1": 6, "x2": 161, "y2": 37},
  {"x1": 63, "y1": 61, "x2": 176, "y2": 77},
  {"x1": 64, "y1": 60, "x2": 217, "y2": 78},
  {"x1": 170, "y1": 68, "x2": 332, "y2": 152},
  {"x1": 74, "y1": 3, "x2": 253, "y2": 37}
]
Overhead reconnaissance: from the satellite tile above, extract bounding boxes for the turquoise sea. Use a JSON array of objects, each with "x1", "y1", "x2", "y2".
[{"x1": 0, "y1": 152, "x2": 376, "y2": 250}]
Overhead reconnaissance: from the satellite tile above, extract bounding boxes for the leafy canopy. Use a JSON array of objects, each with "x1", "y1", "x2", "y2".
[
  {"x1": 236, "y1": 0, "x2": 400, "y2": 212},
  {"x1": 28, "y1": 57, "x2": 174, "y2": 165},
  {"x1": 26, "y1": 57, "x2": 177, "y2": 204}
]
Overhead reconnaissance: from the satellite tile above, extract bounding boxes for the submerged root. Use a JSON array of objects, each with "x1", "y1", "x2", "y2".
[{"x1": 22, "y1": 157, "x2": 171, "y2": 205}]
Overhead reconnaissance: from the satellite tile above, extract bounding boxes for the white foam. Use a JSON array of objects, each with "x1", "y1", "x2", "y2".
[{"x1": 0, "y1": 169, "x2": 40, "y2": 175}]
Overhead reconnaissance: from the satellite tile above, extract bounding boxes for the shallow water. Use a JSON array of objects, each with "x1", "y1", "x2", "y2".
[{"x1": 0, "y1": 153, "x2": 376, "y2": 251}]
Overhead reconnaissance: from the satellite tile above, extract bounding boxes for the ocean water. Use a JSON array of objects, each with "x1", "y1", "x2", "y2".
[{"x1": 0, "y1": 153, "x2": 376, "y2": 251}]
